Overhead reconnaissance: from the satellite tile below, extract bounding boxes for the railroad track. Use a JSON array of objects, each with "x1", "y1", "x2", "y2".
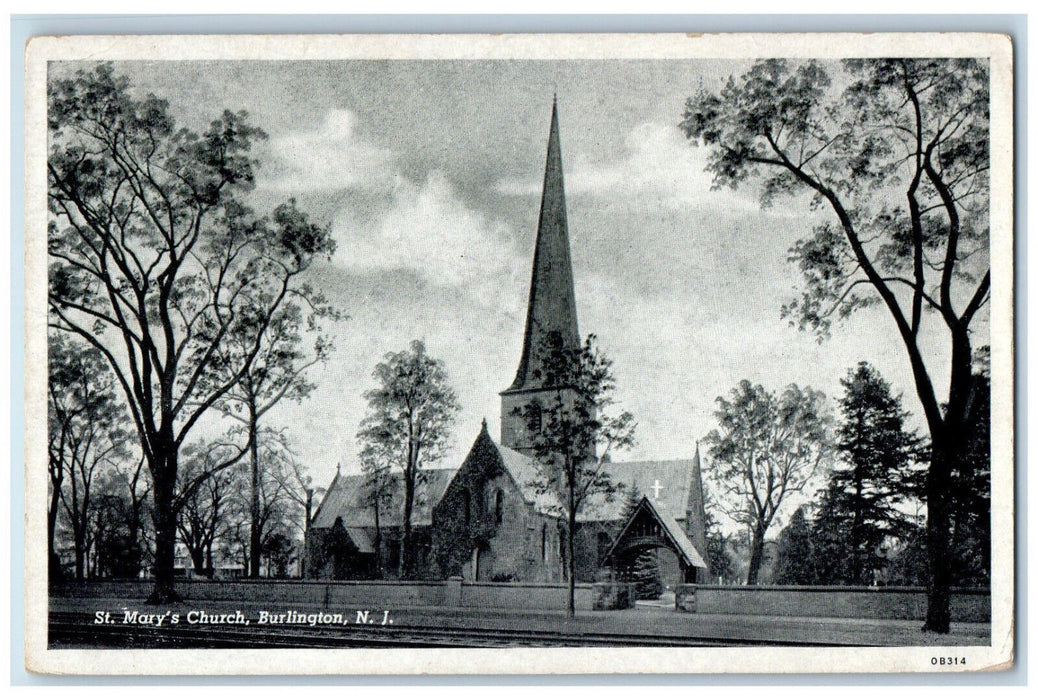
[{"x1": 49, "y1": 613, "x2": 845, "y2": 648}]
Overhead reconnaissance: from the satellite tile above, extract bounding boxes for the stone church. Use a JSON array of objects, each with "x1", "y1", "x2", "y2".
[{"x1": 307, "y1": 100, "x2": 710, "y2": 589}]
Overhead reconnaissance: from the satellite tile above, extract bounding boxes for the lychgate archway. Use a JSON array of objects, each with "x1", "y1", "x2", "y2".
[{"x1": 605, "y1": 496, "x2": 709, "y2": 589}]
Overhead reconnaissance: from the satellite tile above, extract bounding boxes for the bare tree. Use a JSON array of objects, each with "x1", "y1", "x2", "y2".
[{"x1": 176, "y1": 441, "x2": 238, "y2": 576}]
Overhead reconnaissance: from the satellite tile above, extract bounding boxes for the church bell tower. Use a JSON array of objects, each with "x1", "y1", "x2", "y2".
[{"x1": 500, "y1": 97, "x2": 582, "y2": 455}]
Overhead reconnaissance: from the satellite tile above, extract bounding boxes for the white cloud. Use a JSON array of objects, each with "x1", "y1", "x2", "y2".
[
  {"x1": 257, "y1": 109, "x2": 395, "y2": 192},
  {"x1": 494, "y1": 121, "x2": 754, "y2": 212},
  {"x1": 331, "y1": 171, "x2": 527, "y2": 307}
]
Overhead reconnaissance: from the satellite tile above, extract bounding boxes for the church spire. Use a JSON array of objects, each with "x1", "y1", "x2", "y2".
[{"x1": 503, "y1": 97, "x2": 580, "y2": 394}]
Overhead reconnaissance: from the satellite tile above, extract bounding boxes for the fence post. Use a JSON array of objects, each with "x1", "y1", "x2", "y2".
[
  {"x1": 675, "y1": 584, "x2": 696, "y2": 612},
  {"x1": 445, "y1": 576, "x2": 463, "y2": 607}
]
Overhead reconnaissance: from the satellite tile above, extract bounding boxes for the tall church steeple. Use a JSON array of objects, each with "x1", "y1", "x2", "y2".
[{"x1": 501, "y1": 98, "x2": 581, "y2": 453}]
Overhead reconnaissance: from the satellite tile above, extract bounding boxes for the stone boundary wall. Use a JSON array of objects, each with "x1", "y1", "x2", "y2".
[
  {"x1": 51, "y1": 579, "x2": 599, "y2": 611},
  {"x1": 674, "y1": 584, "x2": 990, "y2": 622}
]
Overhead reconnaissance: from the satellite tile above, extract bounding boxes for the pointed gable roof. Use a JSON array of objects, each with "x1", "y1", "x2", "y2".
[
  {"x1": 504, "y1": 97, "x2": 581, "y2": 394},
  {"x1": 446, "y1": 421, "x2": 563, "y2": 517},
  {"x1": 686, "y1": 443, "x2": 710, "y2": 560},
  {"x1": 605, "y1": 495, "x2": 709, "y2": 571}
]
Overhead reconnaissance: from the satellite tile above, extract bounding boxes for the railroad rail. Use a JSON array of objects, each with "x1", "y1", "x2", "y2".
[{"x1": 49, "y1": 612, "x2": 850, "y2": 648}]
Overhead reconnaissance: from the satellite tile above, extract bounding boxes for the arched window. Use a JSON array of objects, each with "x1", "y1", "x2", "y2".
[
  {"x1": 494, "y1": 490, "x2": 504, "y2": 524},
  {"x1": 541, "y1": 524, "x2": 547, "y2": 562},
  {"x1": 530, "y1": 404, "x2": 542, "y2": 433},
  {"x1": 461, "y1": 488, "x2": 470, "y2": 525}
]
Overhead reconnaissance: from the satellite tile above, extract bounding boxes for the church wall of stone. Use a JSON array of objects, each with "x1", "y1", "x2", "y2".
[
  {"x1": 432, "y1": 434, "x2": 563, "y2": 583},
  {"x1": 572, "y1": 520, "x2": 623, "y2": 582},
  {"x1": 500, "y1": 390, "x2": 534, "y2": 454}
]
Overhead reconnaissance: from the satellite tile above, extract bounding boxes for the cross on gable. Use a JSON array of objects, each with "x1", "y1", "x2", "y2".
[{"x1": 651, "y1": 479, "x2": 663, "y2": 499}]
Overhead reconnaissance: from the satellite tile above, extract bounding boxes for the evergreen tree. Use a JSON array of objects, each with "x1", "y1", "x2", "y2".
[
  {"x1": 817, "y1": 363, "x2": 921, "y2": 585},
  {"x1": 615, "y1": 485, "x2": 661, "y2": 599},
  {"x1": 772, "y1": 506, "x2": 816, "y2": 585},
  {"x1": 619, "y1": 484, "x2": 641, "y2": 521},
  {"x1": 807, "y1": 481, "x2": 855, "y2": 584},
  {"x1": 630, "y1": 549, "x2": 663, "y2": 600}
]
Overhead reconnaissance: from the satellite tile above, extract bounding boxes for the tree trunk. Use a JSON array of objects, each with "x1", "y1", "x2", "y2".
[
  {"x1": 73, "y1": 529, "x2": 85, "y2": 582},
  {"x1": 248, "y1": 398, "x2": 262, "y2": 578},
  {"x1": 567, "y1": 507, "x2": 576, "y2": 618},
  {"x1": 745, "y1": 525, "x2": 767, "y2": 586},
  {"x1": 922, "y1": 329, "x2": 974, "y2": 633},
  {"x1": 373, "y1": 503, "x2": 383, "y2": 578},
  {"x1": 188, "y1": 545, "x2": 206, "y2": 575},
  {"x1": 923, "y1": 437, "x2": 957, "y2": 633},
  {"x1": 566, "y1": 469, "x2": 577, "y2": 618},
  {"x1": 48, "y1": 484, "x2": 61, "y2": 564},
  {"x1": 148, "y1": 451, "x2": 181, "y2": 603},
  {"x1": 401, "y1": 468, "x2": 415, "y2": 579}
]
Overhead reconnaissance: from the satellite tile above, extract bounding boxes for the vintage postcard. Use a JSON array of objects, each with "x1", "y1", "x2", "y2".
[{"x1": 23, "y1": 32, "x2": 1014, "y2": 675}]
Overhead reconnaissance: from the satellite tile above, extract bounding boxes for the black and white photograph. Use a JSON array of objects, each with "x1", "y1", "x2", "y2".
[{"x1": 23, "y1": 32, "x2": 1014, "y2": 674}]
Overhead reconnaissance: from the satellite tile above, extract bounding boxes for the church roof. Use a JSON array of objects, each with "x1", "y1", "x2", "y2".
[
  {"x1": 454, "y1": 421, "x2": 563, "y2": 516},
  {"x1": 504, "y1": 96, "x2": 581, "y2": 394},
  {"x1": 495, "y1": 438, "x2": 564, "y2": 516},
  {"x1": 577, "y1": 457, "x2": 704, "y2": 523},
  {"x1": 345, "y1": 527, "x2": 375, "y2": 554},
  {"x1": 463, "y1": 423, "x2": 705, "y2": 526},
  {"x1": 311, "y1": 467, "x2": 457, "y2": 530}
]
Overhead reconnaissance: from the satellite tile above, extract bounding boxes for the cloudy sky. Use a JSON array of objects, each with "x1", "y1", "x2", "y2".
[{"x1": 68, "y1": 59, "x2": 969, "y2": 496}]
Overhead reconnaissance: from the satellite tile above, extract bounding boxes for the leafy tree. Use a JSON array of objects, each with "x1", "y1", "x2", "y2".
[
  {"x1": 89, "y1": 465, "x2": 150, "y2": 579},
  {"x1": 48, "y1": 64, "x2": 335, "y2": 601},
  {"x1": 359, "y1": 444, "x2": 396, "y2": 577},
  {"x1": 48, "y1": 333, "x2": 132, "y2": 580},
  {"x1": 212, "y1": 204, "x2": 339, "y2": 577},
  {"x1": 176, "y1": 442, "x2": 238, "y2": 576},
  {"x1": 262, "y1": 530, "x2": 297, "y2": 578},
  {"x1": 515, "y1": 333, "x2": 636, "y2": 617},
  {"x1": 704, "y1": 380, "x2": 832, "y2": 585},
  {"x1": 682, "y1": 58, "x2": 990, "y2": 631},
  {"x1": 702, "y1": 483, "x2": 737, "y2": 585},
  {"x1": 772, "y1": 505, "x2": 817, "y2": 585},
  {"x1": 93, "y1": 456, "x2": 150, "y2": 579},
  {"x1": 817, "y1": 363, "x2": 922, "y2": 584},
  {"x1": 357, "y1": 340, "x2": 460, "y2": 579}
]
